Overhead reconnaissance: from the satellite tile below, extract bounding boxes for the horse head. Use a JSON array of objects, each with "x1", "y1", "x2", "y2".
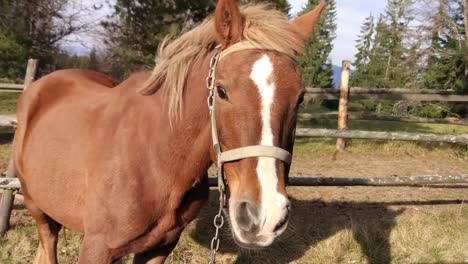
[{"x1": 210, "y1": 0, "x2": 326, "y2": 249}]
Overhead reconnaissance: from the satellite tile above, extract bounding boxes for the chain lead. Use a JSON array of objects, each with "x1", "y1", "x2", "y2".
[
  {"x1": 206, "y1": 50, "x2": 221, "y2": 115},
  {"x1": 209, "y1": 170, "x2": 226, "y2": 264},
  {"x1": 208, "y1": 48, "x2": 227, "y2": 264}
]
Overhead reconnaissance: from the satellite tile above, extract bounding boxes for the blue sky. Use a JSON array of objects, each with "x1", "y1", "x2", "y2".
[{"x1": 67, "y1": 0, "x2": 387, "y2": 66}]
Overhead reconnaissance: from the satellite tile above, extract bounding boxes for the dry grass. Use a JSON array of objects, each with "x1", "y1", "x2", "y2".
[
  {"x1": 1, "y1": 201, "x2": 466, "y2": 264},
  {"x1": 4, "y1": 187, "x2": 466, "y2": 263}
]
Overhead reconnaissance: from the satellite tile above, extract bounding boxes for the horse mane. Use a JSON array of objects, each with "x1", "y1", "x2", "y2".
[{"x1": 141, "y1": 4, "x2": 304, "y2": 119}]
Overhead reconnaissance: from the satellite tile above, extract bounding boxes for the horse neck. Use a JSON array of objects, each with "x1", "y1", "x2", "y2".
[{"x1": 156, "y1": 51, "x2": 215, "y2": 182}]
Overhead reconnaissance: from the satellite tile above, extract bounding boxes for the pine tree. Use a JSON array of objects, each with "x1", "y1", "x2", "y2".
[
  {"x1": 103, "y1": 0, "x2": 216, "y2": 75},
  {"x1": 104, "y1": 0, "x2": 292, "y2": 78},
  {"x1": 350, "y1": 14, "x2": 375, "y2": 87},
  {"x1": 424, "y1": 0, "x2": 467, "y2": 93},
  {"x1": 356, "y1": 0, "x2": 414, "y2": 88},
  {"x1": 366, "y1": 15, "x2": 390, "y2": 88},
  {"x1": 299, "y1": 0, "x2": 337, "y2": 88},
  {"x1": 383, "y1": 0, "x2": 414, "y2": 87},
  {"x1": 88, "y1": 48, "x2": 99, "y2": 72}
]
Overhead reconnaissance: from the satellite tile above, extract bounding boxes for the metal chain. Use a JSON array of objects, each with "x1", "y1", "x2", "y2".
[
  {"x1": 207, "y1": 49, "x2": 227, "y2": 264},
  {"x1": 206, "y1": 50, "x2": 221, "y2": 113},
  {"x1": 209, "y1": 175, "x2": 226, "y2": 264}
]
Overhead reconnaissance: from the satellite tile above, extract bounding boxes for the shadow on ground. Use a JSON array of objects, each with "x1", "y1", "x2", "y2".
[{"x1": 191, "y1": 190, "x2": 464, "y2": 264}]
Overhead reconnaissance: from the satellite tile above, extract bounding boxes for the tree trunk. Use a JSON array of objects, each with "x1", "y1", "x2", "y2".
[{"x1": 385, "y1": 53, "x2": 392, "y2": 81}]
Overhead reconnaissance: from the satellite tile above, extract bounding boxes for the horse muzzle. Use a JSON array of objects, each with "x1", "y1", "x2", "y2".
[{"x1": 229, "y1": 198, "x2": 291, "y2": 249}]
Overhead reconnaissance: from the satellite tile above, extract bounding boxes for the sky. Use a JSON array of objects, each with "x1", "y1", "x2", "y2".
[{"x1": 66, "y1": 0, "x2": 387, "y2": 66}]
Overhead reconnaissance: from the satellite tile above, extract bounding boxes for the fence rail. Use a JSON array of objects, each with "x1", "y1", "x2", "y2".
[
  {"x1": 0, "y1": 115, "x2": 16, "y2": 134},
  {"x1": 0, "y1": 84, "x2": 24, "y2": 92},
  {"x1": 296, "y1": 128, "x2": 468, "y2": 144},
  {"x1": 299, "y1": 113, "x2": 468, "y2": 126},
  {"x1": 305, "y1": 87, "x2": 468, "y2": 102},
  {"x1": 2, "y1": 175, "x2": 467, "y2": 192}
]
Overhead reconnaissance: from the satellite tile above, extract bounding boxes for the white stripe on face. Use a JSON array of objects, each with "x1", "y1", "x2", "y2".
[{"x1": 250, "y1": 55, "x2": 289, "y2": 237}]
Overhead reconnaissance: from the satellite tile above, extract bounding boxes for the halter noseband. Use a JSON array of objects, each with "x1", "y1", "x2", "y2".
[{"x1": 206, "y1": 42, "x2": 293, "y2": 198}]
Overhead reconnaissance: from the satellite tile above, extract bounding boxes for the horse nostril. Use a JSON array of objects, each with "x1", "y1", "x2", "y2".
[
  {"x1": 274, "y1": 205, "x2": 290, "y2": 233},
  {"x1": 235, "y1": 200, "x2": 259, "y2": 232}
]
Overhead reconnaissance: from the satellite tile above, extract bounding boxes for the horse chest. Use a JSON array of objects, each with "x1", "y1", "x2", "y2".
[{"x1": 108, "y1": 177, "x2": 209, "y2": 254}]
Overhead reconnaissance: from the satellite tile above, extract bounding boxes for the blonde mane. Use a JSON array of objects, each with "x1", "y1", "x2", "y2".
[{"x1": 141, "y1": 4, "x2": 304, "y2": 119}]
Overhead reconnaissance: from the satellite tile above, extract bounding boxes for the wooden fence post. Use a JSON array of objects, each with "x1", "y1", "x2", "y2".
[
  {"x1": 0, "y1": 158, "x2": 16, "y2": 236},
  {"x1": 0, "y1": 59, "x2": 37, "y2": 236},
  {"x1": 23, "y1": 59, "x2": 38, "y2": 89},
  {"x1": 336, "y1": 60, "x2": 352, "y2": 152}
]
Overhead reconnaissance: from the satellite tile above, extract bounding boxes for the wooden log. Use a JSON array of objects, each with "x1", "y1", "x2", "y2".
[
  {"x1": 3, "y1": 175, "x2": 466, "y2": 191},
  {"x1": 23, "y1": 59, "x2": 38, "y2": 90},
  {"x1": 0, "y1": 177, "x2": 20, "y2": 189},
  {"x1": 295, "y1": 128, "x2": 468, "y2": 144},
  {"x1": 0, "y1": 84, "x2": 24, "y2": 92},
  {"x1": 307, "y1": 87, "x2": 458, "y2": 94},
  {"x1": 0, "y1": 115, "x2": 17, "y2": 134},
  {"x1": 336, "y1": 60, "x2": 351, "y2": 152},
  {"x1": 305, "y1": 88, "x2": 468, "y2": 102},
  {"x1": 285, "y1": 175, "x2": 468, "y2": 186},
  {"x1": 206, "y1": 175, "x2": 468, "y2": 187},
  {"x1": 0, "y1": 159, "x2": 16, "y2": 236},
  {"x1": 298, "y1": 113, "x2": 468, "y2": 126}
]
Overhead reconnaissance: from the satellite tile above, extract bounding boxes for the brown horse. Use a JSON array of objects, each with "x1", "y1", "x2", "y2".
[{"x1": 12, "y1": 0, "x2": 326, "y2": 263}]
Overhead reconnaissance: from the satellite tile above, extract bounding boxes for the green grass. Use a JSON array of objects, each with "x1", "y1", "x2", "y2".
[
  {"x1": 298, "y1": 119, "x2": 468, "y2": 135},
  {"x1": 0, "y1": 134, "x2": 14, "y2": 173},
  {"x1": 293, "y1": 138, "x2": 468, "y2": 157},
  {"x1": 0, "y1": 92, "x2": 21, "y2": 115}
]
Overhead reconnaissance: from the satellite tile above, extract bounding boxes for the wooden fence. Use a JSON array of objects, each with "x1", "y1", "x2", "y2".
[
  {"x1": 0, "y1": 84, "x2": 24, "y2": 92},
  {"x1": 0, "y1": 59, "x2": 37, "y2": 93},
  {"x1": 0, "y1": 59, "x2": 37, "y2": 236},
  {"x1": 1, "y1": 59, "x2": 467, "y2": 236},
  {"x1": 305, "y1": 87, "x2": 467, "y2": 101},
  {"x1": 299, "y1": 113, "x2": 468, "y2": 126}
]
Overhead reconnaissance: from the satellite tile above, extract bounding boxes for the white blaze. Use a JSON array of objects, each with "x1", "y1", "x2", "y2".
[{"x1": 250, "y1": 55, "x2": 288, "y2": 239}]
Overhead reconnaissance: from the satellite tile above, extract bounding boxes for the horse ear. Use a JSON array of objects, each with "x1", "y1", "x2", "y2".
[
  {"x1": 291, "y1": 2, "x2": 327, "y2": 41},
  {"x1": 214, "y1": 0, "x2": 244, "y2": 48}
]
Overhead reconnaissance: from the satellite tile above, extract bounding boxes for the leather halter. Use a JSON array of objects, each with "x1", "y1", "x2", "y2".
[{"x1": 206, "y1": 42, "x2": 293, "y2": 199}]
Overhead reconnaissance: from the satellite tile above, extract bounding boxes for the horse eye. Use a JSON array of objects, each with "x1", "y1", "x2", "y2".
[
  {"x1": 297, "y1": 95, "x2": 304, "y2": 106},
  {"x1": 217, "y1": 85, "x2": 228, "y2": 100}
]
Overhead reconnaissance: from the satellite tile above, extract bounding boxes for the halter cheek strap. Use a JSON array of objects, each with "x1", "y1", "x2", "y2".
[{"x1": 207, "y1": 42, "x2": 293, "y2": 198}]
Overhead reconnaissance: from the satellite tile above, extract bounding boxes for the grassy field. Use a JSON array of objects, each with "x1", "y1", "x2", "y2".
[
  {"x1": 0, "y1": 92, "x2": 21, "y2": 115},
  {"x1": 1, "y1": 93, "x2": 467, "y2": 263}
]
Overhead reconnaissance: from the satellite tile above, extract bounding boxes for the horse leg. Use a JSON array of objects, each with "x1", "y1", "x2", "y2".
[
  {"x1": 24, "y1": 197, "x2": 62, "y2": 264},
  {"x1": 133, "y1": 240, "x2": 179, "y2": 264},
  {"x1": 78, "y1": 235, "x2": 114, "y2": 264}
]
